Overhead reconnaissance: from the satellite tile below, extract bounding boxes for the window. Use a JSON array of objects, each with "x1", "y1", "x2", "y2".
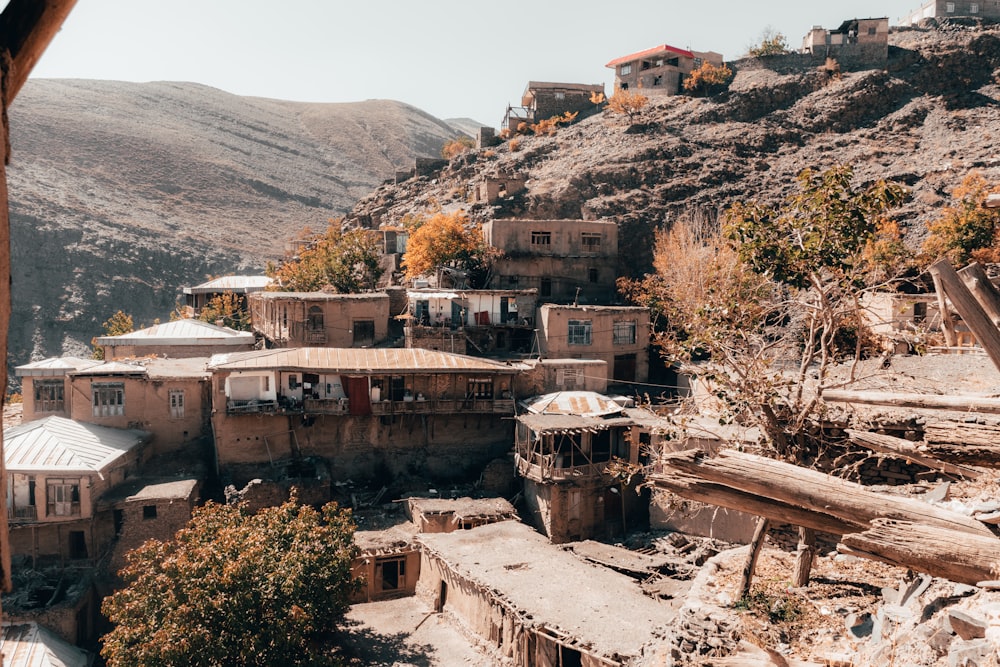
[
  {"x1": 588, "y1": 268, "x2": 599, "y2": 283},
  {"x1": 143, "y1": 505, "x2": 157, "y2": 519},
  {"x1": 92, "y1": 382, "x2": 124, "y2": 417},
  {"x1": 169, "y1": 390, "x2": 185, "y2": 418},
  {"x1": 971, "y1": 2, "x2": 980, "y2": 11},
  {"x1": 307, "y1": 305, "x2": 324, "y2": 330},
  {"x1": 556, "y1": 367, "x2": 584, "y2": 388},
  {"x1": 377, "y1": 557, "x2": 406, "y2": 591},
  {"x1": 467, "y1": 378, "x2": 494, "y2": 399},
  {"x1": 613, "y1": 320, "x2": 637, "y2": 345},
  {"x1": 620, "y1": 64, "x2": 632, "y2": 75},
  {"x1": 946, "y1": 1, "x2": 956, "y2": 11},
  {"x1": 554, "y1": 91, "x2": 565, "y2": 100},
  {"x1": 33, "y1": 380, "x2": 64, "y2": 413},
  {"x1": 507, "y1": 275, "x2": 519, "y2": 286},
  {"x1": 531, "y1": 231, "x2": 551, "y2": 246},
  {"x1": 353, "y1": 319, "x2": 376, "y2": 346},
  {"x1": 581, "y1": 232, "x2": 601, "y2": 249},
  {"x1": 568, "y1": 319, "x2": 592, "y2": 346},
  {"x1": 47, "y1": 479, "x2": 80, "y2": 517},
  {"x1": 867, "y1": 26, "x2": 877, "y2": 34},
  {"x1": 540, "y1": 278, "x2": 552, "y2": 297}
]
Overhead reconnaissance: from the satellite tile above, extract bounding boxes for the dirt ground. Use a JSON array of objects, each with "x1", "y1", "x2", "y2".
[{"x1": 338, "y1": 596, "x2": 499, "y2": 666}]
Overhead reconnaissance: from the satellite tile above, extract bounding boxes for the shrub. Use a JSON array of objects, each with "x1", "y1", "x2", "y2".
[
  {"x1": 683, "y1": 62, "x2": 734, "y2": 96},
  {"x1": 606, "y1": 89, "x2": 649, "y2": 122},
  {"x1": 441, "y1": 135, "x2": 475, "y2": 160}
]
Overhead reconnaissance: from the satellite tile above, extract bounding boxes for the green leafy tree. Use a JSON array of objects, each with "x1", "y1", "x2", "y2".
[
  {"x1": 922, "y1": 172, "x2": 1000, "y2": 265},
  {"x1": 91, "y1": 310, "x2": 134, "y2": 360},
  {"x1": 627, "y1": 166, "x2": 909, "y2": 457},
  {"x1": 198, "y1": 291, "x2": 251, "y2": 331},
  {"x1": 269, "y1": 222, "x2": 384, "y2": 293},
  {"x1": 101, "y1": 495, "x2": 359, "y2": 667}
]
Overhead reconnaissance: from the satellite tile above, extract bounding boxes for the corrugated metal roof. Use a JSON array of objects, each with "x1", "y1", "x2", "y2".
[
  {"x1": 1, "y1": 622, "x2": 89, "y2": 667},
  {"x1": 517, "y1": 413, "x2": 634, "y2": 433},
  {"x1": 94, "y1": 318, "x2": 254, "y2": 345},
  {"x1": 15, "y1": 357, "x2": 101, "y2": 377},
  {"x1": 69, "y1": 361, "x2": 147, "y2": 377},
  {"x1": 209, "y1": 347, "x2": 522, "y2": 374},
  {"x1": 250, "y1": 291, "x2": 388, "y2": 302},
  {"x1": 183, "y1": 275, "x2": 272, "y2": 294},
  {"x1": 605, "y1": 43, "x2": 694, "y2": 68},
  {"x1": 4, "y1": 417, "x2": 149, "y2": 473},
  {"x1": 521, "y1": 391, "x2": 624, "y2": 418}
]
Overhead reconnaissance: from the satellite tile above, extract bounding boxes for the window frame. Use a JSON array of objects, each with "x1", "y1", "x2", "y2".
[
  {"x1": 567, "y1": 319, "x2": 593, "y2": 346},
  {"x1": 46, "y1": 478, "x2": 81, "y2": 517},
  {"x1": 613, "y1": 320, "x2": 637, "y2": 346},
  {"x1": 92, "y1": 382, "x2": 125, "y2": 417},
  {"x1": 580, "y1": 232, "x2": 602, "y2": 249},
  {"x1": 530, "y1": 231, "x2": 552, "y2": 246},
  {"x1": 169, "y1": 389, "x2": 185, "y2": 419},
  {"x1": 33, "y1": 379, "x2": 64, "y2": 413}
]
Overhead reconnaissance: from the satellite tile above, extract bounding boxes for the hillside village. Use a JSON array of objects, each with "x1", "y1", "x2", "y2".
[{"x1": 8, "y1": 3, "x2": 1000, "y2": 667}]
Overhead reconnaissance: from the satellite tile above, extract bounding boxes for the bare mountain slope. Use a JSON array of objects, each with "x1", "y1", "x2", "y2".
[
  {"x1": 350, "y1": 23, "x2": 1000, "y2": 279},
  {"x1": 5, "y1": 80, "x2": 462, "y2": 368}
]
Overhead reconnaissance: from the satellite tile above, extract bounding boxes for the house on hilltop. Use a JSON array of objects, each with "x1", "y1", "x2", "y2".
[
  {"x1": 901, "y1": 0, "x2": 1000, "y2": 23},
  {"x1": 181, "y1": 275, "x2": 272, "y2": 315},
  {"x1": 537, "y1": 304, "x2": 650, "y2": 385},
  {"x1": 801, "y1": 18, "x2": 889, "y2": 64},
  {"x1": 502, "y1": 82, "x2": 604, "y2": 131},
  {"x1": 15, "y1": 357, "x2": 101, "y2": 422},
  {"x1": 606, "y1": 43, "x2": 723, "y2": 94},
  {"x1": 483, "y1": 219, "x2": 619, "y2": 304}
]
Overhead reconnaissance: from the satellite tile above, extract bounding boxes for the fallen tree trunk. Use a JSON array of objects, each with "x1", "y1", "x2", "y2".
[
  {"x1": 924, "y1": 419, "x2": 1000, "y2": 447},
  {"x1": 653, "y1": 472, "x2": 859, "y2": 535},
  {"x1": 822, "y1": 389, "x2": 1000, "y2": 414},
  {"x1": 929, "y1": 258, "x2": 1000, "y2": 372},
  {"x1": 839, "y1": 519, "x2": 1000, "y2": 586},
  {"x1": 653, "y1": 449, "x2": 994, "y2": 538},
  {"x1": 845, "y1": 429, "x2": 982, "y2": 479}
]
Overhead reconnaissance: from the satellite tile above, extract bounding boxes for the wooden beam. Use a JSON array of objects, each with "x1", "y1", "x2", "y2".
[
  {"x1": 930, "y1": 269, "x2": 958, "y2": 347},
  {"x1": 959, "y1": 262, "x2": 1000, "y2": 330},
  {"x1": 792, "y1": 527, "x2": 816, "y2": 588},
  {"x1": 823, "y1": 389, "x2": 1000, "y2": 414},
  {"x1": 655, "y1": 449, "x2": 994, "y2": 538},
  {"x1": 0, "y1": 0, "x2": 78, "y2": 106},
  {"x1": 928, "y1": 258, "x2": 1000, "y2": 371},
  {"x1": 845, "y1": 429, "x2": 982, "y2": 478},
  {"x1": 839, "y1": 519, "x2": 1000, "y2": 586},
  {"x1": 736, "y1": 517, "x2": 769, "y2": 600}
]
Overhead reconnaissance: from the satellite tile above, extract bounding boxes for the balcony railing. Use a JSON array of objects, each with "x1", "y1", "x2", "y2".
[
  {"x1": 227, "y1": 397, "x2": 515, "y2": 416},
  {"x1": 514, "y1": 452, "x2": 609, "y2": 482},
  {"x1": 8, "y1": 506, "x2": 37, "y2": 522},
  {"x1": 226, "y1": 399, "x2": 280, "y2": 414}
]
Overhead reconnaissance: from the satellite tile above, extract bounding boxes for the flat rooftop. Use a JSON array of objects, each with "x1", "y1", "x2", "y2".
[{"x1": 417, "y1": 521, "x2": 670, "y2": 661}]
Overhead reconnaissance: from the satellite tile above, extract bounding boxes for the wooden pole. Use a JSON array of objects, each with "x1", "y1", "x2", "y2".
[
  {"x1": 958, "y1": 262, "x2": 1000, "y2": 329},
  {"x1": 655, "y1": 449, "x2": 994, "y2": 538},
  {"x1": 928, "y1": 258, "x2": 1000, "y2": 371},
  {"x1": 736, "y1": 517, "x2": 769, "y2": 601},
  {"x1": 823, "y1": 389, "x2": 1000, "y2": 414},
  {"x1": 846, "y1": 429, "x2": 982, "y2": 478},
  {"x1": 930, "y1": 270, "x2": 958, "y2": 347},
  {"x1": 791, "y1": 527, "x2": 816, "y2": 587}
]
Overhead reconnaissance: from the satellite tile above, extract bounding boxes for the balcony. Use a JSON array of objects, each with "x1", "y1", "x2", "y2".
[
  {"x1": 514, "y1": 452, "x2": 609, "y2": 483},
  {"x1": 226, "y1": 399, "x2": 279, "y2": 414},
  {"x1": 8, "y1": 505, "x2": 37, "y2": 522},
  {"x1": 370, "y1": 397, "x2": 515, "y2": 416}
]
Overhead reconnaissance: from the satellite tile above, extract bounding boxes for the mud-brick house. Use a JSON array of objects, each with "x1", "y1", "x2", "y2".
[
  {"x1": 64, "y1": 357, "x2": 211, "y2": 458},
  {"x1": 208, "y1": 348, "x2": 522, "y2": 481},
  {"x1": 351, "y1": 522, "x2": 420, "y2": 603},
  {"x1": 902, "y1": 0, "x2": 1000, "y2": 23},
  {"x1": 5, "y1": 417, "x2": 151, "y2": 563},
  {"x1": 538, "y1": 304, "x2": 650, "y2": 385},
  {"x1": 606, "y1": 43, "x2": 724, "y2": 94},
  {"x1": 181, "y1": 275, "x2": 272, "y2": 314},
  {"x1": 501, "y1": 82, "x2": 605, "y2": 131},
  {"x1": 15, "y1": 358, "x2": 101, "y2": 422},
  {"x1": 416, "y1": 521, "x2": 669, "y2": 666},
  {"x1": 514, "y1": 391, "x2": 650, "y2": 543},
  {"x1": 404, "y1": 288, "x2": 538, "y2": 356},
  {"x1": 93, "y1": 318, "x2": 256, "y2": 361},
  {"x1": 483, "y1": 219, "x2": 618, "y2": 304},
  {"x1": 249, "y1": 291, "x2": 390, "y2": 348},
  {"x1": 801, "y1": 18, "x2": 889, "y2": 65}
]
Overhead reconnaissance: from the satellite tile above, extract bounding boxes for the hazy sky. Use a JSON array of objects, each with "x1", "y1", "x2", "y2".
[{"x1": 28, "y1": 0, "x2": 925, "y2": 126}]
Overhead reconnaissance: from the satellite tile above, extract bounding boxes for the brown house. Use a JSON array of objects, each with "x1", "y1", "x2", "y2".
[
  {"x1": 94, "y1": 318, "x2": 255, "y2": 361},
  {"x1": 404, "y1": 288, "x2": 538, "y2": 356},
  {"x1": 502, "y1": 82, "x2": 604, "y2": 131},
  {"x1": 537, "y1": 304, "x2": 650, "y2": 384},
  {"x1": 208, "y1": 348, "x2": 522, "y2": 482},
  {"x1": 249, "y1": 291, "x2": 390, "y2": 348},
  {"x1": 15, "y1": 357, "x2": 101, "y2": 422},
  {"x1": 902, "y1": 0, "x2": 1000, "y2": 23},
  {"x1": 5, "y1": 417, "x2": 151, "y2": 563},
  {"x1": 606, "y1": 44, "x2": 724, "y2": 94},
  {"x1": 801, "y1": 18, "x2": 889, "y2": 64},
  {"x1": 181, "y1": 275, "x2": 272, "y2": 314},
  {"x1": 482, "y1": 219, "x2": 618, "y2": 303},
  {"x1": 514, "y1": 391, "x2": 650, "y2": 543}
]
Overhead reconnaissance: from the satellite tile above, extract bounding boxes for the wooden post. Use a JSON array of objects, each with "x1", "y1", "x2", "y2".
[
  {"x1": 930, "y1": 270, "x2": 958, "y2": 347},
  {"x1": 791, "y1": 527, "x2": 816, "y2": 587},
  {"x1": 959, "y1": 262, "x2": 1000, "y2": 329},
  {"x1": 736, "y1": 517, "x2": 769, "y2": 601},
  {"x1": 928, "y1": 258, "x2": 1000, "y2": 371}
]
